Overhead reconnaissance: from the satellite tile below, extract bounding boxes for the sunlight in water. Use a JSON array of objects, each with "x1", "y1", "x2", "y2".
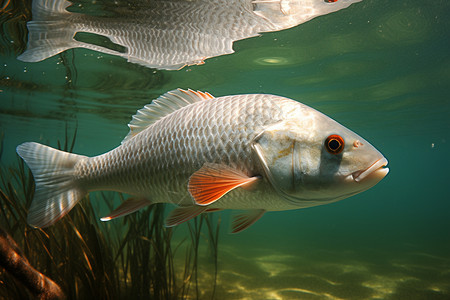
[{"x1": 254, "y1": 57, "x2": 290, "y2": 66}]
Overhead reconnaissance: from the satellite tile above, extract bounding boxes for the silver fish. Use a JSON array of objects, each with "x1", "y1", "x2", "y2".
[
  {"x1": 18, "y1": 0, "x2": 362, "y2": 70},
  {"x1": 17, "y1": 89, "x2": 388, "y2": 232}
]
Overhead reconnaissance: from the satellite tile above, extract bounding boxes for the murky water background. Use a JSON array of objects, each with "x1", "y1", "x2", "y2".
[{"x1": 1, "y1": 0, "x2": 449, "y2": 299}]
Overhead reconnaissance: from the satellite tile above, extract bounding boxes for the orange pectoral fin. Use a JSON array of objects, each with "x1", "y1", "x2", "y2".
[{"x1": 188, "y1": 163, "x2": 259, "y2": 206}]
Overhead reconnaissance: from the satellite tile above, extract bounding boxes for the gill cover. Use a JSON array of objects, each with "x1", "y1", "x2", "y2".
[
  {"x1": 252, "y1": 121, "x2": 301, "y2": 205},
  {"x1": 252, "y1": 0, "x2": 363, "y2": 30}
]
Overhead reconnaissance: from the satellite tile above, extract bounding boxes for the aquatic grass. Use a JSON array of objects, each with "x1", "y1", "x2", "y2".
[
  {"x1": 0, "y1": 162, "x2": 120, "y2": 298},
  {"x1": 204, "y1": 214, "x2": 220, "y2": 300},
  {"x1": 0, "y1": 131, "x2": 4, "y2": 161},
  {"x1": 0, "y1": 129, "x2": 221, "y2": 299},
  {"x1": 184, "y1": 213, "x2": 221, "y2": 300},
  {"x1": 0, "y1": 0, "x2": 31, "y2": 57},
  {"x1": 187, "y1": 215, "x2": 203, "y2": 300}
]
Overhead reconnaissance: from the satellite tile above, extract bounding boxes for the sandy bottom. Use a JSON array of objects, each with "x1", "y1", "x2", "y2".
[{"x1": 188, "y1": 242, "x2": 450, "y2": 300}]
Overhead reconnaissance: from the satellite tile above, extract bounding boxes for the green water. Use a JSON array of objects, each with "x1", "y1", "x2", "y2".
[{"x1": 1, "y1": 0, "x2": 449, "y2": 299}]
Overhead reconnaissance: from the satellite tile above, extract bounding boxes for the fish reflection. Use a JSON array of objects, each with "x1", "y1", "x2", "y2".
[{"x1": 18, "y1": 0, "x2": 362, "y2": 70}]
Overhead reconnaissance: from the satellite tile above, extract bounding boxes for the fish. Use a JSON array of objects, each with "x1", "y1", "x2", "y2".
[
  {"x1": 18, "y1": 0, "x2": 363, "y2": 70},
  {"x1": 16, "y1": 89, "x2": 388, "y2": 233}
]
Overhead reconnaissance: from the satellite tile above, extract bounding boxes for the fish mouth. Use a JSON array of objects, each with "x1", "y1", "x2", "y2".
[{"x1": 352, "y1": 158, "x2": 389, "y2": 182}]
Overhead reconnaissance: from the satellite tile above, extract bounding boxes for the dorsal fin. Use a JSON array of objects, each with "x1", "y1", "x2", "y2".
[{"x1": 122, "y1": 88, "x2": 214, "y2": 144}]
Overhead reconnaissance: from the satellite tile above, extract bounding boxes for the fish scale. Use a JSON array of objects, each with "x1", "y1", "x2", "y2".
[
  {"x1": 17, "y1": 88, "x2": 388, "y2": 230},
  {"x1": 47, "y1": 0, "x2": 274, "y2": 68},
  {"x1": 77, "y1": 94, "x2": 285, "y2": 205}
]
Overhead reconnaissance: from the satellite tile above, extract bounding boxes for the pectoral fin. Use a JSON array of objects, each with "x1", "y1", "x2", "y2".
[
  {"x1": 188, "y1": 163, "x2": 259, "y2": 206},
  {"x1": 231, "y1": 209, "x2": 265, "y2": 234},
  {"x1": 100, "y1": 197, "x2": 152, "y2": 221}
]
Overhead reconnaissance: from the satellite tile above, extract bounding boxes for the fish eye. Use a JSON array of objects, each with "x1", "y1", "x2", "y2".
[{"x1": 325, "y1": 135, "x2": 344, "y2": 154}]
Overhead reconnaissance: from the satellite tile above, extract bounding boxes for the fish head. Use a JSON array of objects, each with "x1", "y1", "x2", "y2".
[
  {"x1": 252, "y1": 103, "x2": 388, "y2": 207},
  {"x1": 253, "y1": 0, "x2": 363, "y2": 30}
]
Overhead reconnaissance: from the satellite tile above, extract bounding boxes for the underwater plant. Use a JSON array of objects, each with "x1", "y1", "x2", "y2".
[
  {"x1": 0, "y1": 128, "x2": 220, "y2": 299},
  {"x1": 0, "y1": 227, "x2": 65, "y2": 299}
]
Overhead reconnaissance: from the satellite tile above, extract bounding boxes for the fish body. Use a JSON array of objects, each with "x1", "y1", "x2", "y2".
[
  {"x1": 79, "y1": 92, "x2": 287, "y2": 209},
  {"x1": 17, "y1": 89, "x2": 388, "y2": 232},
  {"x1": 18, "y1": 0, "x2": 362, "y2": 69}
]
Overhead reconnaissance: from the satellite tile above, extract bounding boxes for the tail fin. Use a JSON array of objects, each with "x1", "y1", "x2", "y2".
[
  {"x1": 17, "y1": 0, "x2": 77, "y2": 62},
  {"x1": 16, "y1": 142, "x2": 88, "y2": 228}
]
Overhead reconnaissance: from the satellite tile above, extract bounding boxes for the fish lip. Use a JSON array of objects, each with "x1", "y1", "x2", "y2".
[{"x1": 352, "y1": 158, "x2": 389, "y2": 182}]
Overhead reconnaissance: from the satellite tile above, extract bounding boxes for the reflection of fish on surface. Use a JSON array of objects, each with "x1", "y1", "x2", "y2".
[
  {"x1": 17, "y1": 89, "x2": 388, "y2": 233},
  {"x1": 18, "y1": 0, "x2": 362, "y2": 70}
]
